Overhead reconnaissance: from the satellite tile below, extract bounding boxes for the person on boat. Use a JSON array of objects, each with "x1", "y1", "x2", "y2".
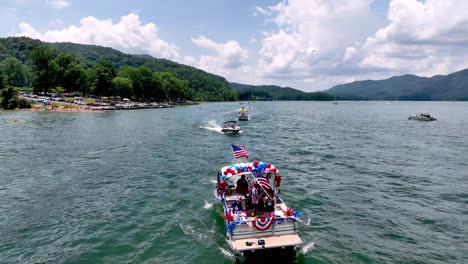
[
  {"x1": 249, "y1": 184, "x2": 259, "y2": 216},
  {"x1": 217, "y1": 176, "x2": 228, "y2": 197},
  {"x1": 231, "y1": 196, "x2": 244, "y2": 213},
  {"x1": 263, "y1": 190, "x2": 276, "y2": 215},
  {"x1": 236, "y1": 174, "x2": 249, "y2": 195},
  {"x1": 274, "y1": 174, "x2": 282, "y2": 193},
  {"x1": 250, "y1": 184, "x2": 259, "y2": 208}
]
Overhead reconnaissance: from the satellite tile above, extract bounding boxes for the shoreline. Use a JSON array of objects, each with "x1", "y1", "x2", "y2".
[{"x1": 20, "y1": 96, "x2": 199, "y2": 112}]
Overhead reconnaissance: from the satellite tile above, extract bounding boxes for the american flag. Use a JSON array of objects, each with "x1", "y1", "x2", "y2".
[
  {"x1": 254, "y1": 176, "x2": 272, "y2": 191},
  {"x1": 231, "y1": 144, "x2": 249, "y2": 159}
]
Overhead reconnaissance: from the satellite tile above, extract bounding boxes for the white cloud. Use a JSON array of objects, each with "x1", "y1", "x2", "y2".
[
  {"x1": 16, "y1": 13, "x2": 180, "y2": 60},
  {"x1": 256, "y1": 0, "x2": 382, "y2": 89},
  {"x1": 190, "y1": 35, "x2": 248, "y2": 71},
  {"x1": 46, "y1": 0, "x2": 70, "y2": 9},
  {"x1": 348, "y1": 0, "x2": 468, "y2": 77},
  {"x1": 250, "y1": 0, "x2": 468, "y2": 91},
  {"x1": 255, "y1": 6, "x2": 270, "y2": 16}
]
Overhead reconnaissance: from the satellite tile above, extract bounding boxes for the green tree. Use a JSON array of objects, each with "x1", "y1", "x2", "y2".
[
  {"x1": 111, "y1": 77, "x2": 133, "y2": 99},
  {"x1": 0, "y1": 67, "x2": 18, "y2": 110},
  {"x1": 92, "y1": 60, "x2": 116, "y2": 97},
  {"x1": 138, "y1": 66, "x2": 153, "y2": 100},
  {"x1": 29, "y1": 46, "x2": 56, "y2": 94},
  {"x1": 158, "y1": 72, "x2": 192, "y2": 102},
  {"x1": 51, "y1": 86, "x2": 66, "y2": 95},
  {"x1": 52, "y1": 53, "x2": 87, "y2": 93},
  {"x1": 0, "y1": 57, "x2": 27, "y2": 87},
  {"x1": 118, "y1": 65, "x2": 143, "y2": 99},
  {"x1": 151, "y1": 72, "x2": 166, "y2": 101}
]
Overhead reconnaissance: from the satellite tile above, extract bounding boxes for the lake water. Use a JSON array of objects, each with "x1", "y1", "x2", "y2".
[{"x1": 1, "y1": 101, "x2": 467, "y2": 263}]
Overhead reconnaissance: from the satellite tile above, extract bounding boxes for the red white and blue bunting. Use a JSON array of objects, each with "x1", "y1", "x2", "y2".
[
  {"x1": 253, "y1": 217, "x2": 275, "y2": 231},
  {"x1": 221, "y1": 161, "x2": 278, "y2": 177}
]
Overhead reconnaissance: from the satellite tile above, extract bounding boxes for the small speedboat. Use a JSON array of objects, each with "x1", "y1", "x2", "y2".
[
  {"x1": 222, "y1": 121, "x2": 241, "y2": 133},
  {"x1": 238, "y1": 108, "x2": 249, "y2": 121},
  {"x1": 408, "y1": 113, "x2": 436, "y2": 121}
]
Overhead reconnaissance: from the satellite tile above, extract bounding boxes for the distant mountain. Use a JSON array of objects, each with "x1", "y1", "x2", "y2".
[
  {"x1": 0, "y1": 37, "x2": 233, "y2": 101},
  {"x1": 326, "y1": 69, "x2": 468, "y2": 100},
  {"x1": 229, "y1": 82, "x2": 334, "y2": 101}
]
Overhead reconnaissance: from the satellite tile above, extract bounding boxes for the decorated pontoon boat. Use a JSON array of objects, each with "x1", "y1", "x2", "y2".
[
  {"x1": 238, "y1": 108, "x2": 249, "y2": 121},
  {"x1": 215, "y1": 161, "x2": 302, "y2": 254},
  {"x1": 221, "y1": 121, "x2": 241, "y2": 133},
  {"x1": 408, "y1": 113, "x2": 436, "y2": 121}
]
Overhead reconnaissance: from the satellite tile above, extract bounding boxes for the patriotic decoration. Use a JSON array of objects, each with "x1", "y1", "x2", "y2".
[
  {"x1": 251, "y1": 169, "x2": 262, "y2": 178},
  {"x1": 253, "y1": 173, "x2": 272, "y2": 191},
  {"x1": 275, "y1": 218, "x2": 285, "y2": 225},
  {"x1": 253, "y1": 217, "x2": 275, "y2": 231},
  {"x1": 224, "y1": 212, "x2": 234, "y2": 222},
  {"x1": 221, "y1": 160, "x2": 278, "y2": 177},
  {"x1": 231, "y1": 144, "x2": 249, "y2": 159},
  {"x1": 293, "y1": 211, "x2": 301, "y2": 218},
  {"x1": 285, "y1": 208, "x2": 295, "y2": 216},
  {"x1": 226, "y1": 222, "x2": 236, "y2": 234}
]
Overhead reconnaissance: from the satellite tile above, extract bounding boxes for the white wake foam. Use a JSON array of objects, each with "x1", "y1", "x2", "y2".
[
  {"x1": 200, "y1": 119, "x2": 223, "y2": 133},
  {"x1": 203, "y1": 200, "x2": 213, "y2": 209},
  {"x1": 301, "y1": 242, "x2": 315, "y2": 254},
  {"x1": 219, "y1": 247, "x2": 235, "y2": 259}
]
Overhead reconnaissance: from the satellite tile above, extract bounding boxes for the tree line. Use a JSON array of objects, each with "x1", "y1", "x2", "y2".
[{"x1": 0, "y1": 46, "x2": 212, "y2": 109}]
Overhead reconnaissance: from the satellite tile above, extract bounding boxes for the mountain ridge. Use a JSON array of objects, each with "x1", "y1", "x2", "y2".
[{"x1": 326, "y1": 68, "x2": 468, "y2": 100}]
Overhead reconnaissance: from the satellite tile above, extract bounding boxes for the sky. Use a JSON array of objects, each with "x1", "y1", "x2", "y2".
[{"x1": 2, "y1": 0, "x2": 468, "y2": 92}]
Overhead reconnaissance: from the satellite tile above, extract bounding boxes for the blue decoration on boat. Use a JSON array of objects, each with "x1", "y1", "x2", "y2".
[
  {"x1": 275, "y1": 218, "x2": 285, "y2": 225},
  {"x1": 293, "y1": 211, "x2": 301, "y2": 218},
  {"x1": 226, "y1": 222, "x2": 236, "y2": 233}
]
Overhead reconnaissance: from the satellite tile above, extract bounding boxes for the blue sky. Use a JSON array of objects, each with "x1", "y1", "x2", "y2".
[{"x1": 2, "y1": 0, "x2": 468, "y2": 92}]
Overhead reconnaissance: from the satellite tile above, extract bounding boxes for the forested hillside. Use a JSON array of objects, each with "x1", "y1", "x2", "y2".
[
  {"x1": 326, "y1": 70, "x2": 468, "y2": 101},
  {"x1": 0, "y1": 37, "x2": 237, "y2": 101},
  {"x1": 230, "y1": 82, "x2": 334, "y2": 101}
]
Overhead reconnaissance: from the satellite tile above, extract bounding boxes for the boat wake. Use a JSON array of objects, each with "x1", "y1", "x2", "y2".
[
  {"x1": 301, "y1": 242, "x2": 315, "y2": 254},
  {"x1": 200, "y1": 119, "x2": 243, "y2": 134},
  {"x1": 203, "y1": 200, "x2": 213, "y2": 209},
  {"x1": 200, "y1": 120, "x2": 223, "y2": 133},
  {"x1": 218, "y1": 246, "x2": 235, "y2": 259},
  {"x1": 179, "y1": 219, "x2": 211, "y2": 242}
]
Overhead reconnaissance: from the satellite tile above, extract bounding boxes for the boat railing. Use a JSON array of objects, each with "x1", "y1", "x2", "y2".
[{"x1": 228, "y1": 215, "x2": 298, "y2": 240}]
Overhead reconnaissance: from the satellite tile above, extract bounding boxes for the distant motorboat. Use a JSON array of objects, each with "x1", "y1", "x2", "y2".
[
  {"x1": 238, "y1": 108, "x2": 249, "y2": 121},
  {"x1": 408, "y1": 113, "x2": 436, "y2": 121},
  {"x1": 222, "y1": 121, "x2": 241, "y2": 133}
]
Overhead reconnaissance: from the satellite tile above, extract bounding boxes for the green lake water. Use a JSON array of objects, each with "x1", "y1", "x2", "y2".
[{"x1": 1, "y1": 101, "x2": 467, "y2": 263}]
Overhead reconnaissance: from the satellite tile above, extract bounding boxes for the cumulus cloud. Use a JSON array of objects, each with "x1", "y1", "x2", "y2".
[
  {"x1": 253, "y1": 6, "x2": 270, "y2": 16},
  {"x1": 347, "y1": 0, "x2": 468, "y2": 77},
  {"x1": 190, "y1": 35, "x2": 248, "y2": 73},
  {"x1": 257, "y1": 0, "x2": 381, "y2": 89},
  {"x1": 16, "y1": 13, "x2": 180, "y2": 60},
  {"x1": 252, "y1": 0, "x2": 468, "y2": 91},
  {"x1": 46, "y1": 0, "x2": 70, "y2": 9}
]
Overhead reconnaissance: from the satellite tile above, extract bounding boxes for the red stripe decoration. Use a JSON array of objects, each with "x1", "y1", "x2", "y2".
[
  {"x1": 253, "y1": 217, "x2": 275, "y2": 231},
  {"x1": 231, "y1": 144, "x2": 249, "y2": 159},
  {"x1": 254, "y1": 177, "x2": 271, "y2": 190}
]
